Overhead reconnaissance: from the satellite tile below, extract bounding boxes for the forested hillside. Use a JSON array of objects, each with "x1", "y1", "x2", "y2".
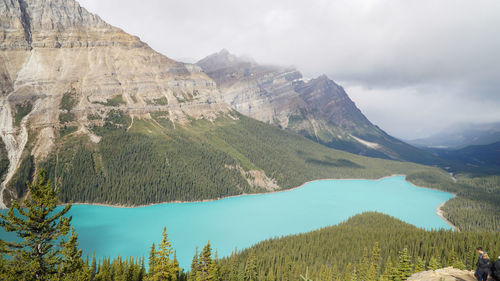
[
  {"x1": 2, "y1": 174, "x2": 499, "y2": 281},
  {"x1": 26, "y1": 112, "x2": 445, "y2": 206},
  {"x1": 6, "y1": 109, "x2": 498, "y2": 232},
  {"x1": 218, "y1": 212, "x2": 500, "y2": 281}
]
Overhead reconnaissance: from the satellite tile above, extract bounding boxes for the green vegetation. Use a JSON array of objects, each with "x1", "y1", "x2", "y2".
[
  {"x1": 60, "y1": 125, "x2": 78, "y2": 137},
  {"x1": 93, "y1": 95, "x2": 126, "y2": 107},
  {"x1": 59, "y1": 90, "x2": 78, "y2": 124},
  {"x1": 146, "y1": 97, "x2": 168, "y2": 105},
  {"x1": 36, "y1": 112, "x2": 448, "y2": 206},
  {"x1": 1, "y1": 174, "x2": 499, "y2": 281},
  {"x1": 60, "y1": 90, "x2": 78, "y2": 111},
  {"x1": 88, "y1": 113, "x2": 102, "y2": 120},
  {"x1": 441, "y1": 175, "x2": 500, "y2": 232},
  {"x1": 13, "y1": 102, "x2": 32, "y2": 127},
  {"x1": 147, "y1": 227, "x2": 181, "y2": 280},
  {"x1": 0, "y1": 170, "x2": 149, "y2": 281},
  {"x1": 217, "y1": 212, "x2": 500, "y2": 281},
  {"x1": 0, "y1": 170, "x2": 73, "y2": 280},
  {"x1": 8, "y1": 154, "x2": 33, "y2": 198},
  {"x1": 59, "y1": 112, "x2": 75, "y2": 123},
  {"x1": 6, "y1": 109, "x2": 499, "y2": 231},
  {"x1": 406, "y1": 172, "x2": 500, "y2": 232},
  {"x1": 0, "y1": 141, "x2": 8, "y2": 180}
]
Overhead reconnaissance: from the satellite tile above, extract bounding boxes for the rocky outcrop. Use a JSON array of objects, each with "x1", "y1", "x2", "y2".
[
  {"x1": 197, "y1": 50, "x2": 438, "y2": 164},
  {"x1": 197, "y1": 49, "x2": 305, "y2": 127},
  {"x1": 407, "y1": 267, "x2": 490, "y2": 281},
  {"x1": 0, "y1": 0, "x2": 231, "y2": 205}
]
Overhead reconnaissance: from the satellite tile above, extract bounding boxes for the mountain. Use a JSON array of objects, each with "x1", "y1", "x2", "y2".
[
  {"x1": 0, "y1": 0, "x2": 446, "y2": 207},
  {"x1": 426, "y1": 141, "x2": 500, "y2": 174},
  {"x1": 0, "y1": 0, "x2": 232, "y2": 207},
  {"x1": 197, "y1": 50, "x2": 439, "y2": 164},
  {"x1": 408, "y1": 122, "x2": 500, "y2": 149}
]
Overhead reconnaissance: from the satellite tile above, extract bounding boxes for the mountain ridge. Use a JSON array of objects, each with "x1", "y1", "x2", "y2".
[
  {"x1": 408, "y1": 122, "x2": 500, "y2": 149},
  {"x1": 197, "y1": 49, "x2": 440, "y2": 164},
  {"x1": 0, "y1": 0, "x2": 448, "y2": 208},
  {"x1": 0, "y1": 0, "x2": 231, "y2": 206}
]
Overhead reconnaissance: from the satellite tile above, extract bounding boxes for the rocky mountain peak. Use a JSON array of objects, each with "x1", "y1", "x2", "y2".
[
  {"x1": 0, "y1": 0, "x2": 230, "y2": 207},
  {"x1": 197, "y1": 50, "x2": 436, "y2": 163},
  {"x1": 197, "y1": 49, "x2": 255, "y2": 74},
  {"x1": 0, "y1": 0, "x2": 138, "y2": 50}
]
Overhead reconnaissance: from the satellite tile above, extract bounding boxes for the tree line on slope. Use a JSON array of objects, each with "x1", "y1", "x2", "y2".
[
  {"x1": 2, "y1": 170, "x2": 499, "y2": 281},
  {"x1": 36, "y1": 114, "x2": 444, "y2": 206},
  {"x1": 407, "y1": 172, "x2": 500, "y2": 232},
  {"x1": 5, "y1": 112, "x2": 500, "y2": 232}
]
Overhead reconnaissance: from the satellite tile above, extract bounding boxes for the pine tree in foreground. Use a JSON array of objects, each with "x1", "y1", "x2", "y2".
[
  {"x1": 395, "y1": 248, "x2": 413, "y2": 281},
  {"x1": 147, "y1": 227, "x2": 180, "y2": 281},
  {"x1": 0, "y1": 169, "x2": 76, "y2": 281}
]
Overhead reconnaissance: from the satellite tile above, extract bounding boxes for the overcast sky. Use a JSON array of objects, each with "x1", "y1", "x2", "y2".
[{"x1": 78, "y1": 0, "x2": 500, "y2": 139}]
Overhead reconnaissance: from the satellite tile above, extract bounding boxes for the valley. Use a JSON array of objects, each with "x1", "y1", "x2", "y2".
[{"x1": 0, "y1": 0, "x2": 499, "y2": 281}]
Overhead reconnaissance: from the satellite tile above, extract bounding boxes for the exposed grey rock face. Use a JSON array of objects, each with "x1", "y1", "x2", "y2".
[
  {"x1": 197, "y1": 50, "x2": 375, "y2": 130},
  {"x1": 0, "y1": 0, "x2": 230, "y2": 206},
  {"x1": 197, "y1": 49, "x2": 306, "y2": 127},
  {"x1": 197, "y1": 50, "x2": 435, "y2": 163}
]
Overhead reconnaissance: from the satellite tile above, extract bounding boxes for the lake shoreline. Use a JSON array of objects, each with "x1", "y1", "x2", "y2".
[
  {"x1": 68, "y1": 174, "x2": 457, "y2": 230},
  {"x1": 436, "y1": 202, "x2": 459, "y2": 231},
  {"x1": 70, "y1": 174, "x2": 403, "y2": 208}
]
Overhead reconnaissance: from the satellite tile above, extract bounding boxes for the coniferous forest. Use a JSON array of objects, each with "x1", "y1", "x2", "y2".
[
  {"x1": 11, "y1": 112, "x2": 495, "y2": 232},
  {"x1": 1, "y1": 171, "x2": 499, "y2": 281}
]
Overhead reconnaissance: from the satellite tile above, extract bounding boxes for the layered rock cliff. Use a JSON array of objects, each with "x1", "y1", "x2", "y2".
[
  {"x1": 0, "y1": 0, "x2": 443, "y2": 207},
  {"x1": 0, "y1": 0, "x2": 230, "y2": 206},
  {"x1": 197, "y1": 50, "x2": 439, "y2": 164}
]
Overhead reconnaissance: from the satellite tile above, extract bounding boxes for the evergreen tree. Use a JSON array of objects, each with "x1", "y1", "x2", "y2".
[
  {"x1": 173, "y1": 251, "x2": 181, "y2": 280},
  {"x1": 344, "y1": 263, "x2": 353, "y2": 281},
  {"x1": 190, "y1": 247, "x2": 199, "y2": 280},
  {"x1": 358, "y1": 248, "x2": 369, "y2": 281},
  {"x1": 413, "y1": 257, "x2": 425, "y2": 273},
  {"x1": 367, "y1": 263, "x2": 378, "y2": 281},
  {"x1": 147, "y1": 227, "x2": 179, "y2": 281},
  {"x1": 195, "y1": 241, "x2": 215, "y2": 281},
  {"x1": 227, "y1": 252, "x2": 238, "y2": 281},
  {"x1": 244, "y1": 253, "x2": 258, "y2": 281},
  {"x1": 90, "y1": 252, "x2": 97, "y2": 280},
  {"x1": 0, "y1": 169, "x2": 72, "y2": 281},
  {"x1": 149, "y1": 242, "x2": 157, "y2": 276},
  {"x1": 59, "y1": 227, "x2": 89, "y2": 280},
  {"x1": 266, "y1": 268, "x2": 275, "y2": 281},
  {"x1": 370, "y1": 242, "x2": 382, "y2": 272},
  {"x1": 0, "y1": 241, "x2": 10, "y2": 279},
  {"x1": 382, "y1": 257, "x2": 395, "y2": 281},
  {"x1": 139, "y1": 258, "x2": 146, "y2": 281},
  {"x1": 449, "y1": 248, "x2": 466, "y2": 270},
  {"x1": 209, "y1": 251, "x2": 220, "y2": 281},
  {"x1": 428, "y1": 257, "x2": 440, "y2": 271},
  {"x1": 395, "y1": 248, "x2": 413, "y2": 281}
]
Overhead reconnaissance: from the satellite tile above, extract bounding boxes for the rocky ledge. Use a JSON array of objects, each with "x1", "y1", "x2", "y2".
[{"x1": 407, "y1": 267, "x2": 493, "y2": 281}]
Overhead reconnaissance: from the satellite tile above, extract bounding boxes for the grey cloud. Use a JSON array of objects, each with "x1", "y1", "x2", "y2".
[{"x1": 78, "y1": 0, "x2": 500, "y2": 139}]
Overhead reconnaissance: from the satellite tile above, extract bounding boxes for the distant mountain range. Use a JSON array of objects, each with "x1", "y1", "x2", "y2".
[
  {"x1": 425, "y1": 141, "x2": 500, "y2": 174},
  {"x1": 197, "y1": 50, "x2": 439, "y2": 164},
  {"x1": 407, "y1": 122, "x2": 500, "y2": 149}
]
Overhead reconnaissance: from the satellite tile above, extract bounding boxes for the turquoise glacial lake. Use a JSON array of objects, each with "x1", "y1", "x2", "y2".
[{"x1": 0, "y1": 176, "x2": 453, "y2": 269}]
